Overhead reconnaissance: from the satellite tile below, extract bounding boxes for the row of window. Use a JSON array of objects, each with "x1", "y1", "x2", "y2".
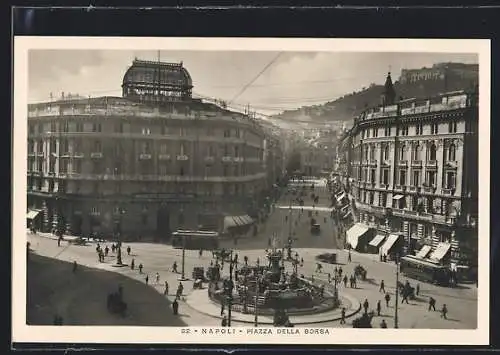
[
  {"x1": 29, "y1": 122, "x2": 245, "y2": 138},
  {"x1": 360, "y1": 142, "x2": 457, "y2": 162},
  {"x1": 359, "y1": 191, "x2": 453, "y2": 215},
  {"x1": 28, "y1": 139, "x2": 264, "y2": 159},
  {"x1": 360, "y1": 168, "x2": 456, "y2": 189},
  {"x1": 362, "y1": 122, "x2": 458, "y2": 139}
]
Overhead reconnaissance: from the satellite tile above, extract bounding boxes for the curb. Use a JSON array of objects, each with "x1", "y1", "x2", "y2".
[{"x1": 184, "y1": 290, "x2": 361, "y2": 325}]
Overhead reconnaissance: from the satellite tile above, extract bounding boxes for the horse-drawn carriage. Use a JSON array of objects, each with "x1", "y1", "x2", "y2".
[{"x1": 397, "y1": 281, "x2": 416, "y2": 300}]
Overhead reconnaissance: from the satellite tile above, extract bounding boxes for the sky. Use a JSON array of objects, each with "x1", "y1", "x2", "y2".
[{"x1": 28, "y1": 50, "x2": 478, "y2": 116}]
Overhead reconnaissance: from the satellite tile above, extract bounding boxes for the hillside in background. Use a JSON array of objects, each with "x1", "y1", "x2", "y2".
[{"x1": 273, "y1": 62, "x2": 479, "y2": 124}]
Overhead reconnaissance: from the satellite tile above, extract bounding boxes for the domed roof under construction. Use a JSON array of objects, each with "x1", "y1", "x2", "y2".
[{"x1": 122, "y1": 59, "x2": 193, "y2": 103}]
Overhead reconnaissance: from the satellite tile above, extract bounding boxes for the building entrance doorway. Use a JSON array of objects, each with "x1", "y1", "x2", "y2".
[
  {"x1": 72, "y1": 214, "x2": 83, "y2": 236},
  {"x1": 157, "y1": 204, "x2": 171, "y2": 239}
]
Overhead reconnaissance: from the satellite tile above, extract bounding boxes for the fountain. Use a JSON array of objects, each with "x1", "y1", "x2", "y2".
[{"x1": 208, "y1": 246, "x2": 340, "y2": 320}]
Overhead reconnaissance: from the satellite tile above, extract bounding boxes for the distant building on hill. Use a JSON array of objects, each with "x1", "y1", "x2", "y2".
[{"x1": 399, "y1": 62, "x2": 478, "y2": 85}]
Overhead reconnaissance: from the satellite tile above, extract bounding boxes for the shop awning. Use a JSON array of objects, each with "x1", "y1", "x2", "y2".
[
  {"x1": 27, "y1": 209, "x2": 41, "y2": 220},
  {"x1": 416, "y1": 245, "x2": 432, "y2": 258},
  {"x1": 233, "y1": 216, "x2": 245, "y2": 226},
  {"x1": 223, "y1": 216, "x2": 239, "y2": 231},
  {"x1": 392, "y1": 195, "x2": 404, "y2": 200},
  {"x1": 429, "y1": 242, "x2": 451, "y2": 261},
  {"x1": 346, "y1": 223, "x2": 370, "y2": 250},
  {"x1": 369, "y1": 234, "x2": 386, "y2": 248},
  {"x1": 380, "y1": 234, "x2": 401, "y2": 256},
  {"x1": 239, "y1": 215, "x2": 254, "y2": 225}
]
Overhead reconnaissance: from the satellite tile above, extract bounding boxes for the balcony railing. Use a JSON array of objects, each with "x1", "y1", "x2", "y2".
[
  {"x1": 204, "y1": 156, "x2": 215, "y2": 163},
  {"x1": 158, "y1": 154, "x2": 171, "y2": 160},
  {"x1": 442, "y1": 188, "x2": 455, "y2": 195},
  {"x1": 422, "y1": 186, "x2": 436, "y2": 194},
  {"x1": 369, "y1": 160, "x2": 377, "y2": 167},
  {"x1": 426, "y1": 160, "x2": 437, "y2": 168},
  {"x1": 411, "y1": 160, "x2": 422, "y2": 168},
  {"x1": 233, "y1": 157, "x2": 244, "y2": 162},
  {"x1": 139, "y1": 153, "x2": 152, "y2": 160},
  {"x1": 408, "y1": 186, "x2": 418, "y2": 192},
  {"x1": 177, "y1": 155, "x2": 189, "y2": 161},
  {"x1": 397, "y1": 160, "x2": 408, "y2": 167},
  {"x1": 379, "y1": 183, "x2": 388, "y2": 189},
  {"x1": 73, "y1": 152, "x2": 84, "y2": 158},
  {"x1": 90, "y1": 152, "x2": 103, "y2": 159},
  {"x1": 222, "y1": 156, "x2": 233, "y2": 163},
  {"x1": 382, "y1": 160, "x2": 391, "y2": 166},
  {"x1": 394, "y1": 185, "x2": 405, "y2": 192}
]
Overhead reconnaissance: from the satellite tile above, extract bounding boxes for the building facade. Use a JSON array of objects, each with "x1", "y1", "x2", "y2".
[
  {"x1": 344, "y1": 73, "x2": 478, "y2": 268},
  {"x1": 26, "y1": 59, "x2": 281, "y2": 239}
]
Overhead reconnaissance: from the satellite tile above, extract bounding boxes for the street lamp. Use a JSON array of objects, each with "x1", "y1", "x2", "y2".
[
  {"x1": 254, "y1": 273, "x2": 261, "y2": 327},
  {"x1": 227, "y1": 250, "x2": 235, "y2": 327},
  {"x1": 178, "y1": 208, "x2": 188, "y2": 281}
]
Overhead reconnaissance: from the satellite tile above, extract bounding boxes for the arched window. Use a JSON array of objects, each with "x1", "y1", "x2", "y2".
[
  {"x1": 429, "y1": 144, "x2": 437, "y2": 161},
  {"x1": 448, "y1": 144, "x2": 456, "y2": 161},
  {"x1": 383, "y1": 145, "x2": 390, "y2": 160},
  {"x1": 399, "y1": 144, "x2": 405, "y2": 160},
  {"x1": 413, "y1": 144, "x2": 420, "y2": 161}
]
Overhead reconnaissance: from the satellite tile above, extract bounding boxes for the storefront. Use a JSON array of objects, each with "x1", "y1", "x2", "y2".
[
  {"x1": 367, "y1": 233, "x2": 386, "y2": 254},
  {"x1": 379, "y1": 233, "x2": 404, "y2": 260}
]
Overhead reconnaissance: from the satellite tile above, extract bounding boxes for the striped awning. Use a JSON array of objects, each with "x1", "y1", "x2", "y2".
[
  {"x1": 429, "y1": 242, "x2": 451, "y2": 261},
  {"x1": 369, "y1": 234, "x2": 386, "y2": 248},
  {"x1": 27, "y1": 209, "x2": 41, "y2": 220},
  {"x1": 416, "y1": 245, "x2": 432, "y2": 258},
  {"x1": 380, "y1": 234, "x2": 401, "y2": 256}
]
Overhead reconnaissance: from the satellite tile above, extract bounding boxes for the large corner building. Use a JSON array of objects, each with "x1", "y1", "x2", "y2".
[
  {"x1": 338, "y1": 72, "x2": 478, "y2": 271},
  {"x1": 27, "y1": 59, "x2": 284, "y2": 239}
]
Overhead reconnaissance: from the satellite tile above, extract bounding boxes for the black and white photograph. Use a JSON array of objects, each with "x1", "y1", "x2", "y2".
[{"x1": 13, "y1": 37, "x2": 490, "y2": 345}]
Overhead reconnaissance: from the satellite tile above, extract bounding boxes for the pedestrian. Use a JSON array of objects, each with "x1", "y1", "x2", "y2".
[
  {"x1": 379, "y1": 280, "x2": 385, "y2": 293},
  {"x1": 428, "y1": 297, "x2": 436, "y2": 311},
  {"x1": 221, "y1": 315, "x2": 228, "y2": 327},
  {"x1": 105, "y1": 245, "x2": 109, "y2": 256},
  {"x1": 334, "y1": 266, "x2": 338, "y2": 276},
  {"x1": 385, "y1": 293, "x2": 391, "y2": 307},
  {"x1": 353, "y1": 276, "x2": 357, "y2": 288},
  {"x1": 383, "y1": 254, "x2": 387, "y2": 262},
  {"x1": 328, "y1": 273, "x2": 332, "y2": 283},
  {"x1": 145, "y1": 275, "x2": 149, "y2": 285},
  {"x1": 139, "y1": 263, "x2": 143, "y2": 273},
  {"x1": 348, "y1": 251, "x2": 352, "y2": 263},
  {"x1": 380, "y1": 319, "x2": 388, "y2": 328},
  {"x1": 131, "y1": 259, "x2": 135, "y2": 270},
  {"x1": 340, "y1": 307, "x2": 346, "y2": 324},
  {"x1": 343, "y1": 275, "x2": 348, "y2": 287},
  {"x1": 377, "y1": 300, "x2": 381, "y2": 316},
  {"x1": 155, "y1": 272, "x2": 160, "y2": 284},
  {"x1": 441, "y1": 304, "x2": 448, "y2": 319},
  {"x1": 127, "y1": 246, "x2": 131, "y2": 255},
  {"x1": 416, "y1": 283, "x2": 420, "y2": 296},
  {"x1": 363, "y1": 299, "x2": 369, "y2": 314},
  {"x1": 164, "y1": 280, "x2": 169, "y2": 296},
  {"x1": 220, "y1": 302, "x2": 225, "y2": 316},
  {"x1": 72, "y1": 261, "x2": 77, "y2": 273},
  {"x1": 172, "y1": 261, "x2": 178, "y2": 273},
  {"x1": 172, "y1": 298, "x2": 179, "y2": 315},
  {"x1": 177, "y1": 282, "x2": 184, "y2": 298},
  {"x1": 339, "y1": 267, "x2": 343, "y2": 278},
  {"x1": 57, "y1": 236, "x2": 61, "y2": 247},
  {"x1": 111, "y1": 244, "x2": 115, "y2": 253}
]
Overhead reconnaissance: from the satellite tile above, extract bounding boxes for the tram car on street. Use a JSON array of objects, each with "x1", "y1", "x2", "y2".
[
  {"x1": 399, "y1": 255, "x2": 452, "y2": 286},
  {"x1": 172, "y1": 230, "x2": 219, "y2": 250}
]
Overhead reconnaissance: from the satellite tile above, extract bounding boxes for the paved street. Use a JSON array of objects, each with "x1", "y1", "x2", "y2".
[{"x1": 26, "y1": 176, "x2": 477, "y2": 329}]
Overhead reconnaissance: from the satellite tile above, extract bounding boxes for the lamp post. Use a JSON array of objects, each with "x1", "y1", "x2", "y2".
[
  {"x1": 394, "y1": 253, "x2": 400, "y2": 328},
  {"x1": 116, "y1": 207, "x2": 125, "y2": 266},
  {"x1": 254, "y1": 274, "x2": 260, "y2": 327},
  {"x1": 178, "y1": 208, "x2": 188, "y2": 281}
]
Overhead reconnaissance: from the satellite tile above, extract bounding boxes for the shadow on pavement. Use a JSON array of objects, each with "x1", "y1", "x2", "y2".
[{"x1": 27, "y1": 253, "x2": 187, "y2": 327}]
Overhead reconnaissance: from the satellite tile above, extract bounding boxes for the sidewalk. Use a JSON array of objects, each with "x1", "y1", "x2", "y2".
[{"x1": 184, "y1": 289, "x2": 361, "y2": 325}]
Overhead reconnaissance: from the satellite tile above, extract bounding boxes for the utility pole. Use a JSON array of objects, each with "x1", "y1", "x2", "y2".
[{"x1": 394, "y1": 253, "x2": 399, "y2": 328}]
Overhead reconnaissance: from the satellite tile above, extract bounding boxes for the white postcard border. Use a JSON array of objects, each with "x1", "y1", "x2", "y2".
[{"x1": 12, "y1": 37, "x2": 491, "y2": 345}]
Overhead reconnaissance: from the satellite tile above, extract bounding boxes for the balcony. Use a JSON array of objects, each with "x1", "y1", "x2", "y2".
[
  {"x1": 28, "y1": 152, "x2": 36, "y2": 157},
  {"x1": 139, "y1": 153, "x2": 152, "y2": 160},
  {"x1": 394, "y1": 185, "x2": 405, "y2": 192},
  {"x1": 445, "y1": 160, "x2": 458, "y2": 169},
  {"x1": 233, "y1": 157, "x2": 244, "y2": 162},
  {"x1": 379, "y1": 183, "x2": 388, "y2": 189},
  {"x1": 158, "y1": 154, "x2": 171, "y2": 160},
  {"x1": 442, "y1": 188, "x2": 455, "y2": 196},
  {"x1": 426, "y1": 160, "x2": 437, "y2": 168},
  {"x1": 222, "y1": 156, "x2": 233, "y2": 163},
  {"x1": 397, "y1": 160, "x2": 408, "y2": 167},
  {"x1": 177, "y1": 155, "x2": 189, "y2": 161},
  {"x1": 204, "y1": 156, "x2": 215, "y2": 163},
  {"x1": 90, "y1": 152, "x2": 103, "y2": 159},
  {"x1": 382, "y1": 160, "x2": 391, "y2": 166},
  {"x1": 422, "y1": 186, "x2": 436, "y2": 194},
  {"x1": 73, "y1": 152, "x2": 84, "y2": 158},
  {"x1": 411, "y1": 160, "x2": 422, "y2": 168},
  {"x1": 407, "y1": 186, "x2": 418, "y2": 192},
  {"x1": 369, "y1": 160, "x2": 377, "y2": 167}
]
